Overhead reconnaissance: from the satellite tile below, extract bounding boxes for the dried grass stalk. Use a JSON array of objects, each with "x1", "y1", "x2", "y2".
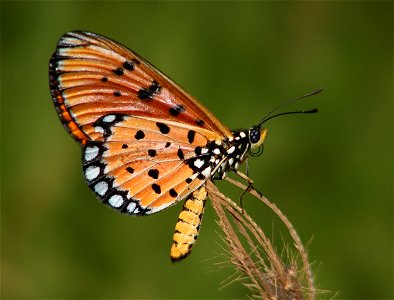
[{"x1": 206, "y1": 179, "x2": 317, "y2": 300}]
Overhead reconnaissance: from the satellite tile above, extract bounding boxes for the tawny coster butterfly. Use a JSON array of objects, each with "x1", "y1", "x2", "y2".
[{"x1": 49, "y1": 31, "x2": 319, "y2": 261}]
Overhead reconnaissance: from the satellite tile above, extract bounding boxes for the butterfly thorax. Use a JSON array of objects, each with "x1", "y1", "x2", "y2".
[
  {"x1": 185, "y1": 129, "x2": 251, "y2": 181},
  {"x1": 217, "y1": 130, "x2": 252, "y2": 178}
]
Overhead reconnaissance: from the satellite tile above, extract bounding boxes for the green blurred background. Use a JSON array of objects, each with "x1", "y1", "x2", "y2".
[{"x1": 1, "y1": 1, "x2": 392, "y2": 299}]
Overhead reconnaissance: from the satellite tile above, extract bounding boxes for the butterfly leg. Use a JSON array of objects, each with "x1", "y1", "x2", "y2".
[
  {"x1": 234, "y1": 170, "x2": 263, "y2": 211},
  {"x1": 170, "y1": 186, "x2": 208, "y2": 262}
]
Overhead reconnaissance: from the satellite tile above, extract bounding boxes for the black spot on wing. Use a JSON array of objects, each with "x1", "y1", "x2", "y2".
[
  {"x1": 148, "y1": 149, "x2": 157, "y2": 157},
  {"x1": 123, "y1": 60, "x2": 134, "y2": 71},
  {"x1": 187, "y1": 130, "x2": 196, "y2": 143},
  {"x1": 194, "y1": 146, "x2": 202, "y2": 155},
  {"x1": 197, "y1": 173, "x2": 205, "y2": 180},
  {"x1": 135, "y1": 130, "x2": 145, "y2": 140},
  {"x1": 137, "y1": 80, "x2": 161, "y2": 100},
  {"x1": 152, "y1": 183, "x2": 161, "y2": 194},
  {"x1": 148, "y1": 169, "x2": 159, "y2": 179},
  {"x1": 169, "y1": 104, "x2": 185, "y2": 116},
  {"x1": 177, "y1": 148, "x2": 184, "y2": 160},
  {"x1": 196, "y1": 119, "x2": 205, "y2": 126},
  {"x1": 113, "y1": 67, "x2": 124, "y2": 76},
  {"x1": 156, "y1": 122, "x2": 170, "y2": 134},
  {"x1": 149, "y1": 80, "x2": 161, "y2": 94},
  {"x1": 137, "y1": 89, "x2": 153, "y2": 100},
  {"x1": 169, "y1": 188, "x2": 178, "y2": 198}
]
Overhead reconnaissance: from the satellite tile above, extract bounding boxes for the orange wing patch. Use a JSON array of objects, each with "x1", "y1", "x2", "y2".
[
  {"x1": 81, "y1": 113, "x2": 218, "y2": 215},
  {"x1": 50, "y1": 31, "x2": 232, "y2": 145}
]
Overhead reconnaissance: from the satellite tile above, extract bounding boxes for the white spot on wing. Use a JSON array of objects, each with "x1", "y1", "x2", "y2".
[
  {"x1": 69, "y1": 109, "x2": 77, "y2": 120},
  {"x1": 229, "y1": 158, "x2": 234, "y2": 166},
  {"x1": 202, "y1": 166, "x2": 212, "y2": 177},
  {"x1": 240, "y1": 132, "x2": 246, "y2": 138},
  {"x1": 59, "y1": 38, "x2": 82, "y2": 48},
  {"x1": 102, "y1": 114, "x2": 116, "y2": 123},
  {"x1": 127, "y1": 202, "x2": 136, "y2": 213},
  {"x1": 108, "y1": 194, "x2": 123, "y2": 208},
  {"x1": 194, "y1": 159, "x2": 204, "y2": 169},
  {"x1": 227, "y1": 146, "x2": 235, "y2": 154},
  {"x1": 85, "y1": 145, "x2": 99, "y2": 161},
  {"x1": 95, "y1": 126, "x2": 104, "y2": 134},
  {"x1": 201, "y1": 148, "x2": 208, "y2": 154},
  {"x1": 94, "y1": 181, "x2": 108, "y2": 196},
  {"x1": 213, "y1": 148, "x2": 221, "y2": 155},
  {"x1": 85, "y1": 166, "x2": 100, "y2": 181}
]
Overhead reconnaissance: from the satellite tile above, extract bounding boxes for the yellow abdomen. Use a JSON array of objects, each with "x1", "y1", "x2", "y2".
[{"x1": 170, "y1": 186, "x2": 207, "y2": 261}]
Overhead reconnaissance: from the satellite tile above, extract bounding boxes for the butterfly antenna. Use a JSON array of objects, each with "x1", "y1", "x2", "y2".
[{"x1": 258, "y1": 88, "x2": 322, "y2": 127}]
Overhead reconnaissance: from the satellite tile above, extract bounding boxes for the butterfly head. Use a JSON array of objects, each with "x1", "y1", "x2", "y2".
[{"x1": 249, "y1": 126, "x2": 268, "y2": 149}]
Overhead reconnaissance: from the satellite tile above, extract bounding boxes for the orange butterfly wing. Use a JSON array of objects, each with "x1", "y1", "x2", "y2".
[
  {"x1": 83, "y1": 114, "x2": 218, "y2": 214},
  {"x1": 49, "y1": 31, "x2": 232, "y2": 145},
  {"x1": 49, "y1": 31, "x2": 234, "y2": 215}
]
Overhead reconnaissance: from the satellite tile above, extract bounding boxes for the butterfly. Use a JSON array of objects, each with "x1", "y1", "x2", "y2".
[{"x1": 49, "y1": 31, "x2": 318, "y2": 261}]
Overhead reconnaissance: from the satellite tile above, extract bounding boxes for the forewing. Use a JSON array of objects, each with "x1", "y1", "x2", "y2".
[
  {"x1": 83, "y1": 114, "x2": 217, "y2": 215},
  {"x1": 49, "y1": 31, "x2": 232, "y2": 144}
]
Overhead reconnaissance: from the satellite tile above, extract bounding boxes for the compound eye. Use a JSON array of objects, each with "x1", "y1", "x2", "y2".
[
  {"x1": 249, "y1": 128, "x2": 261, "y2": 144},
  {"x1": 249, "y1": 127, "x2": 268, "y2": 149}
]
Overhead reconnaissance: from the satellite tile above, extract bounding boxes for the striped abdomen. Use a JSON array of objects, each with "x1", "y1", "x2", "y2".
[{"x1": 170, "y1": 186, "x2": 207, "y2": 261}]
